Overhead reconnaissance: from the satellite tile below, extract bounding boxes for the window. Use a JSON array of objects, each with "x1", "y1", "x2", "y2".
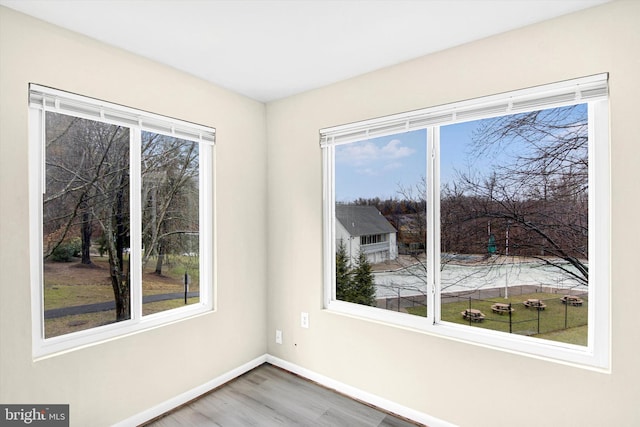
[
  {"x1": 29, "y1": 85, "x2": 215, "y2": 357},
  {"x1": 361, "y1": 235, "x2": 387, "y2": 245},
  {"x1": 322, "y1": 75, "x2": 609, "y2": 369}
]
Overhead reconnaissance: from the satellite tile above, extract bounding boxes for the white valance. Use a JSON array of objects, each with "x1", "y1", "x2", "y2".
[
  {"x1": 320, "y1": 73, "x2": 608, "y2": 147},
  {"x1": 29, "y1": 84, "x2": 215, "y2": 145}
]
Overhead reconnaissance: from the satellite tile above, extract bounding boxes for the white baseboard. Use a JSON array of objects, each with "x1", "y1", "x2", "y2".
[
  {"x1": 115, "y1": 353, "x2": 455, "y2": 427},
  {"x1": 266, "y1": 355, "x2": 456, "y2": 427},
  {"x1": 113, "y1": 354, "x2": 267, "y2": 427}
]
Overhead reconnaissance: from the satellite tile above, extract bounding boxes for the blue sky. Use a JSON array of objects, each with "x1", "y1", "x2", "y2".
[
  {"x1": 335, "y1": 122, "x2": 480, "y2": 202},
  {"x1": 335, "y1": 103, "x2": 588, "y2": 203},
  {"x1": 335, "y1": 129, "x2": 427, "y2": 202},
  {"x1": 440, "y1": 120, "x2": 485, "y2": 187}
]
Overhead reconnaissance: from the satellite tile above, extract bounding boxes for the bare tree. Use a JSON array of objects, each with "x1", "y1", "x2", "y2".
[
  {"x1": 44, "y1": 112, "x2": 131, "y2": 320},
  {"x1": 445, "y1": 105, "x2": 589, "y2": 286},
  {"x1": 141, "y1": 132, "x2": 199, "y2": 275},
  {"x1": 44, "y1": 110, "x2": 205, "y2": 322}
]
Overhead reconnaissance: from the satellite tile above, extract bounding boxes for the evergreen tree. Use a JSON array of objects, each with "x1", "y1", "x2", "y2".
[
  {"x1": 336, "y1": 241, "x2": 377, "y2": 307},
  {"x1": 335, "y1": 240, "x2": 352, "y2": 301},
  {"x1": 351, "y1": 251, "x2": 377, "y2": 306}
]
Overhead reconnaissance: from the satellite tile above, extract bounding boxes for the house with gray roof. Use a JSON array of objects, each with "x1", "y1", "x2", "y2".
[{"x1": 336, "y1": 205, "x2": 398, "y2": 264}]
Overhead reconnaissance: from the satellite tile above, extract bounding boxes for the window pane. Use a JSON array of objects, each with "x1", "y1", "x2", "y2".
[
  {"x1": 439, "y1": 105, "x2": 589, "y2": 345},
  {"x1": 43, "y1": 112, "x2": 130, "y2": 338},
  {"x1": 141, "y1": 132, "x2": 200, "y2": 315},
  {"x1": 334, "y1": 130, "x2": 428, "y2": 314}
]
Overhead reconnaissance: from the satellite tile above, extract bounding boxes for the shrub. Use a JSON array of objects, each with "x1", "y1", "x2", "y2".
[{"x1": 51, "y1": 238, "x2": 81, "y2": 262}]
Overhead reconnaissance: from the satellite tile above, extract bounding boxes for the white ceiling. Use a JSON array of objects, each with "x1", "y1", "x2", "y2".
[{"x1": 1, "y1": 0, "x2": 610, "y2": 102}]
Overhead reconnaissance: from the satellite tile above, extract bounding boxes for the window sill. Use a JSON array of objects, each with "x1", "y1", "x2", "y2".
[
  {"x1": 324, "y1": 300, "x2": 609, "y2": 372},
  {"x1": 33, "y1": 303, "x2": 214, "y2": 360}
]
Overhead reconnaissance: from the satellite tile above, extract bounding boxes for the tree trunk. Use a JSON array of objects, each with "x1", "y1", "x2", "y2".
[
  {"x1": 109, "y1": 258, "x2": 130, "y2": 321},
  {"x1": 80, "y1": 200, "x2": 93, "y2": 265},
  {"x1": 109, "y1": 176, "x2": 130, "y2": 321},
  {"x1": 105, "y1": 219, "x2": 130, "y2": 321},
  {"x1": 155, "y1": 241, "x2": 164, "y2": 275}
]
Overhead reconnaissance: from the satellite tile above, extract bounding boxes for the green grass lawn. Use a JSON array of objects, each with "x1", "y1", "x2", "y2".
[
  {"x1": 535, "y1": 325, "x2": 588, "y2": 346},
  {"x1": 42, "y1": 256, "x2": 201, "y2": 338},
  {"x1": 44, "y1": 283, "x2": 112, "y2": 310},
  {"x1": 406, "y1": 292, "x2": 588, "y2": 345},
  {"x1": 44, "y1": 256, "x2": 200, "y2": 310},
  {"x1": 142, "y1": 297, "x2": 199, "y2": 316}
]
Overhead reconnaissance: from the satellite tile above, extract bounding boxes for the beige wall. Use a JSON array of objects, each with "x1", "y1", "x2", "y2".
[
  {"x1": 0, "y1": 6, "x2": 267, "y2": 426},
  {"x1": 266, "y1": 1, "x2": 640, "y2": 426}
]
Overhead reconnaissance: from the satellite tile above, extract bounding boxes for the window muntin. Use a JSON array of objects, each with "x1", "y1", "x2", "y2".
[
  {"x1": 30, "y1": 85, "x2": 215, "y2": 357},
  {"x1": 322, "y1": 75, "x2": 609, "y2": 369}
]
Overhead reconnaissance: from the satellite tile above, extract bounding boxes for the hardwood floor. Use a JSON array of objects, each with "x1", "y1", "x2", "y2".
[{"x1": 144, "y1": 363, "x2": 423, "y2": 427}]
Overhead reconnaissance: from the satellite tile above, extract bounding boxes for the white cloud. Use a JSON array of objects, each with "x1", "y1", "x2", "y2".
[
  {"x1": 356, "y1": 168, "x2": 377, "y2": 176},
  {"x1": 383, "y1": 161, "x2": 403, "y2": 171},
  {"x1": 381, "y1": 139, "x2": 414, "y2": 159},
  {"x1": 336, "y1": 138, "x2": 415, "y2": 167}
]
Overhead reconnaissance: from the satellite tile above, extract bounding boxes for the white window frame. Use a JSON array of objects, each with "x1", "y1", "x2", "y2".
[
  {"x1": 321, "y1": 74, "x2": 610, "y2": 370},
  {"x1": 29, "y1": 84, "x2": 216, "y2": 359}
]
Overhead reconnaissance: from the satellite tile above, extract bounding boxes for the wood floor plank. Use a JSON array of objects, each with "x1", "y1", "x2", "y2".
[{"x1": 144, "y1": 364, "x2": 422, "y2": 427}]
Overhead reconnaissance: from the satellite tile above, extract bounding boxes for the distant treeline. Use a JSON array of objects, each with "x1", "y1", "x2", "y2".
[{"x1": 344, "y1": 195, "x2": 587, "y2": 262}]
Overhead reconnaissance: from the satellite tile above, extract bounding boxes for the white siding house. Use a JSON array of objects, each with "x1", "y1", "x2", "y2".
[{"x1": 336, "y1": 205, "x2": 398, "y2": 264}]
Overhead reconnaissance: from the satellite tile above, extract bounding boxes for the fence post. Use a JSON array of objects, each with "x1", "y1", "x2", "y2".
[
  {"x1": 508, "y1": 303, "x2": 512, "y2": 334},
  {"x1": 184, "y1": 271, "x2": 189, "y2": 304}
]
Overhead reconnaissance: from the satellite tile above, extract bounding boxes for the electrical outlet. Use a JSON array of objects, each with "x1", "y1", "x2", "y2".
[
  {"x1": 301, "y1": 312, "x2": 309, "y2": 328},
  {"x1": 275, "y1": 329, "x2": 282, "y2": 344}
]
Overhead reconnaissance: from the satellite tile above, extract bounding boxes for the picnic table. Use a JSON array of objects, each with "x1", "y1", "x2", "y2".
[
  {"x1": 461, "y1": 308, "x2": 485, "y2": 322},
  {"x1": 491, "y1": 303, "x2": 514, "y2": 314},
  {"x1": 561, "y1": 295, "x2": 584, "y2": 306},
  {"x1": 523, "y1": 298, "x2": 547, "y2": 310}
]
